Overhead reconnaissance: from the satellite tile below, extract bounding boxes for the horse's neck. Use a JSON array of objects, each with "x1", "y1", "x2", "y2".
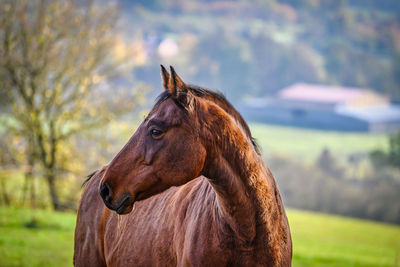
[
  {"x1": 205, "y1": 151, "x2": 282, "y2": 241},
  {"x1": 202, "y1": 131, "x2": 285, "y2": 251},
  {"x1": 203, "y1": 110, "x2": 290, "y2": 261}
]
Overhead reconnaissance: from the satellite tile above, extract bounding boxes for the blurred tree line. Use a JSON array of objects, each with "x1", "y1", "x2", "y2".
[
  {"x1": 120, "y1": 0, "x2": 400, "y2": 102},
  {"x1": 370, "y1": 133, "x2": 400, "y2": 170},
  {"x1": 269, "y1": 135, "x2": 400, "y2": 224}
]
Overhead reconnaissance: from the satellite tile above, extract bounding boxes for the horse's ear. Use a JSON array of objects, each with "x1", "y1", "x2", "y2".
[
  {"x1": 160, "y1": 65, "x2": 170, "y2": 91},
  {"x1": 168, "y1": 66, "x2": 187, "y2": 95},
  {"x1": 168, "y1": 66, "x2": 193, "y2": 108}
]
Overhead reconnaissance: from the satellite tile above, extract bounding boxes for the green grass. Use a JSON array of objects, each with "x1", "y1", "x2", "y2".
[
  {"x1": 249, "y1": 123, "x2": 388, "y2": 162},
  {"x1": 288, "y1": 210, "x2": 400, "y2": 267},
  {"x1": 1, "y1": 206, "x2": 399, "y2": 267},
  {"x1": 0, "y1": 207, "x2": 76, "y2": 267}
]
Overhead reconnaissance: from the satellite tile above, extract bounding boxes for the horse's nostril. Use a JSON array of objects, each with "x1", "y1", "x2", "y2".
[{"x1": 100, "y1": 182, "x2": 112, "y2": 201}]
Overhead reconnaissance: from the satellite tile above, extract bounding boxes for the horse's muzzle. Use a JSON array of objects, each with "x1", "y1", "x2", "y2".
[{"x1": 99, "y1": 182, "x2": 133, "y2": 214}]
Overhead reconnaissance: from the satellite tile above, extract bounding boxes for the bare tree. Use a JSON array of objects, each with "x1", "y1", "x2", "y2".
[{"x1": 0, "y1": 0, "x2": 124, "y2": 210}]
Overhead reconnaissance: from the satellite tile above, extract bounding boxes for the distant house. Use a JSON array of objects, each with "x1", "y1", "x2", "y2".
[{"x1": 239, "y1": 83, "x2": 400, "y2": 132}]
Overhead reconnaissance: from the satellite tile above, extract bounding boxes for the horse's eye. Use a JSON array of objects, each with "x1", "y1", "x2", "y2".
[{"x1": 150, "y1": 129, "x2": 163, "y2": 138}]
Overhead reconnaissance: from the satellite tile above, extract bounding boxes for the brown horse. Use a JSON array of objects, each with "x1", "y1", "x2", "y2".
[{"x1": 74, "y1": 66, "x2": 292, "y2": 266}]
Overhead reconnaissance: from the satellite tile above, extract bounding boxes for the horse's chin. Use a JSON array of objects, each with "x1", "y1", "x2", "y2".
[
  {"x1": 111, "y1": 193, "x2": 135, "y2": 215},
  {"x1": 114, "y1": 191, "x2": 146, "y2": 214},
  {"x1": 113, "y1": 187, "x2": 167, "y2": 214},
  {"x1": 116, "y1": 202, "x2": 135, "y2": 215}
]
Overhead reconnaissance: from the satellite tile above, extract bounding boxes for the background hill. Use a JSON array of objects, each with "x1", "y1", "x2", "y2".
[{"x1": 115, "y1": 0, "x2": 400, "y2": 102}]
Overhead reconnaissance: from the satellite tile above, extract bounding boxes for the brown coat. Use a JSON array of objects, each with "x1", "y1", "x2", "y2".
[{"x1": 74, "y1": 66, "x2": 292, "y2": 266}]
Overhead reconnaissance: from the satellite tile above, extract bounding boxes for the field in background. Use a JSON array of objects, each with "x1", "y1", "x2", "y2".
[
  {"x1": 249, "y1": 123, "x2": 388, "y2": 162},
  {"x1": 0, "y1": 207, "x2": 399, "y2": 267}
]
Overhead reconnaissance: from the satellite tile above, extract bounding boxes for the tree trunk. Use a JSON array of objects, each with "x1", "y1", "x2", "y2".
[
  {"x1": 30, "y1": 167, "x2": 36, "y2": 222},
  {"x1": 21, "y1": 174, "x2": 29, "y2": 206},
  {"x1": 22, "y1": 159, "x2": 34, "y2": 207},
  {"x1": 46, "y1": 172, "x2": 61, "y2": 210},
  {"x1": 0, "y1": 176, "x2": 10, "y2": 206}
]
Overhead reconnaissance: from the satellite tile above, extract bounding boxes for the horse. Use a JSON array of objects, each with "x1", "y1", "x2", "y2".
[{"x1": 74, "y1": 66, "x2": 292, "y2": 266}]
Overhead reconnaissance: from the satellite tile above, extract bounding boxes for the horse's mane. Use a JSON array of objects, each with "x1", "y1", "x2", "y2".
[
  {"x1": 156, "y1": 84, "x2": 261, "y2": 155},
  {"x1": 82, "y1": 170, "x2": 98, "y2": 188},
  {"x1": 83, "y1": 85, "x2": 260, "y2": 187}
]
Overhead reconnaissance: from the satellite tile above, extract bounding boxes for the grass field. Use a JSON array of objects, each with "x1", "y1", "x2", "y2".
[
  {"x1": 1, "y1": 206, "x2": 399, "y2": 267},
  {"x1": 249, "y1": 123, "x2": 388, "y2": 162},
  {"x1": 0, "y1": 207, "x2": 76, "y2": 267}
]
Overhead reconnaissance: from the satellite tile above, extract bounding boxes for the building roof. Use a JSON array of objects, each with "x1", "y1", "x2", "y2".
[
  {"x1": 336, "y1": 105, "x2": 400, "y2": 123},
  {"x1": 240, "y1": 83, "x2": 400, "y2": 132},
  {"x1": 278, "y1": 83, "x2": 388, "y2": 106}
]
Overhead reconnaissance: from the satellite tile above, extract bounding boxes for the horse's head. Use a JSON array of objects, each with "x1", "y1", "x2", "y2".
[{"x1": 99, "y1": 66, "x2": 208, "y2": 214}]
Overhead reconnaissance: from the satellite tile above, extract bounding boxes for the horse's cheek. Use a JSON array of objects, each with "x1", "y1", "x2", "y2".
[
  {"x1": 144, "y1": 145, "x2": 155, "y2": 165},
  {"x1": 192, "y1": 142, "x2": 206, "y2": 175},
  {"x1": 144, "y1": 140, "x2": 163, "y2": 165},
  {"x1": 181, "y1": 142, "x2": 206, "y2": 182}
]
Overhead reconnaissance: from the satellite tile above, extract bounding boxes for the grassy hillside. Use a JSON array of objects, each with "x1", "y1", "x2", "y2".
[
  {"x1": 0, "y1": 207, "x2": 399, "y2": 267},
  {"x1": 249, "y1": 123, "x2": 388, "y2": 162}
]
